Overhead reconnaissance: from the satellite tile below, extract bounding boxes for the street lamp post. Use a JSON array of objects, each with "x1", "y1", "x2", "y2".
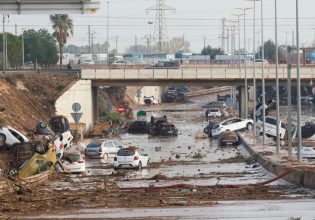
[
  {"x1": 296, "y1": 0, "x2": 302, "y2": 161},
  {"x1": 232, "y1": 14, "x2": 244, "y2": 69},
  {"x1": 261, "y1": 0, "x2": 266, "y2": 145},
  {"x1": 106, "y1": 1, "x2": 109, "y2": 66},
  {"x1": 236, "y1": 7, "x2": 252, "y2": 119},
  {"x1": 245, "y1": 0, "x2": 258, "y2": 138},
  {"x1": 275, "y1": 0, "x2": 280, "y2": 153}
]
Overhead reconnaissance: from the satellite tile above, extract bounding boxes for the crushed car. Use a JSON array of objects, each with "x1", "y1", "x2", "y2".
[
  {"x1": 219, "y1": 131, "x2": 240, "y2": 146},
  {"x1": 148, "y1": 116, "x2": 178, "y2": 136},
  {"x1": 128, "y1": 121, "x2": 148, "y2": 134},
  {"x1": 60, "y1": 151, "x2": 85, "y2": 174}
]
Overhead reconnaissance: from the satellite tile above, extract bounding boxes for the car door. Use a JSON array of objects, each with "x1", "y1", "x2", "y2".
[
  {"x1": 113, "y1": 141, "x2": 122, "y2": 153},
  {"x1": 107, "y1": 141, "x2": 116, "y2": 154},
  {"x1": 223, "y1": 119, "x2": 234, "y2": 131}
]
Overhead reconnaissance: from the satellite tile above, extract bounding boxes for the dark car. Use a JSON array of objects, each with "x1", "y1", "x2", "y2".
[
  {"x1": 128, "y1": 121, "x2": 148, "y2": 134},
  {"x1": 146, "y1": 60, "x2": 180, "y2": 69},
  {"x1": 219, "y1": 131, "x2": 240, "y2": 146},
  {"x1": 148, "y1": 116, "x2": 178, "y2": 136}
]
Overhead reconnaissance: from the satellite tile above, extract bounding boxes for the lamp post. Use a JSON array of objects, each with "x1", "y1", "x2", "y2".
[
  {"x1": 260, "y1": 0, "x2": 266, "y2": 145},
  {"x1": 275, "y1": 0, "x2": 280, "y2": 153},
  {"x1": 106, "y1": 1, "x2": 109, "y2": 66},
  {"x1": 245, "y1": 0, "x2": 259, "y2": 138},
  {"x1": 296, "y1": 0, "x2": 302, "y2": 161},
  {"x1": 231, "y1": 14, "x2": 244, "y2": 69},
  {"x1": 236, "y1": 7, "x2": 253, "y2": 119}
]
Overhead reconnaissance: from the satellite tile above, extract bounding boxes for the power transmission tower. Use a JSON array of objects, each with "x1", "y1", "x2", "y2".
[{"x1": 146, "y1": 0, "x2": 175, "y2": 53}]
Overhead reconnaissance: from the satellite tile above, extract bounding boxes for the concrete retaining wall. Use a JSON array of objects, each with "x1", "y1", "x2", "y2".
[
  {"x1": 55, "y1": 80, "x2": 93, "y2": 133},
  {"x1": 240, "y1": 134, "x2": 315, "y2": 189}
]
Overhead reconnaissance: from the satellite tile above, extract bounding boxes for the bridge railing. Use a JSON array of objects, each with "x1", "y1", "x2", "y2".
[{"x1": 81, "y1": 67, "x2": 315, "y2": 80}]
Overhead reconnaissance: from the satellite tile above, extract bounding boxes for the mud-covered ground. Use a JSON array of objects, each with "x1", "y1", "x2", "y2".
[{"x1": 1, "y1": 94, "x2": 315, "y2": 219}]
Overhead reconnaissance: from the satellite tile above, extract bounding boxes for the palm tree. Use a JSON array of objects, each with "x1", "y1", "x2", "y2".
[{"x1": 50, "y1": 14, "x2": 73, "y2": 69}]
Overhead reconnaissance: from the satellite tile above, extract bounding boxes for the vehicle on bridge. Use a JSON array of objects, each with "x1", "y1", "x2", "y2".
[{"x1": 145, "y1": 60, "x2": 180, "y2": 69}]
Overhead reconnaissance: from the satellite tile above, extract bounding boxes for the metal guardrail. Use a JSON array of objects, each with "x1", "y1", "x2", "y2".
[{"x1": 185, "y1": 86, "x2": 232, "y2": 97}]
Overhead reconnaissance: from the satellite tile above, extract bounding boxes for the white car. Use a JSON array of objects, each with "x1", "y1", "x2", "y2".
[
  {"x1": 260, "y1": 116, "x2": 288, "y2": 140},
  {"x1": 85, "y1": 140, "x2": 123, "y2": 160},
  {"x1": 60, "y1": 151, "x2": 85, "y2": 173},
  {"x1": 0, "y1": 126, "x2": 29, "y2": 147},
  {"x1": 143, "y1": 96, "x2": 159, "y2": 105},
  {"x1": 211, "y1": 118, "x2": 253, "y2": 137},
  {"x1": 301, "y1": 146, "x2": 315, "y2": 158},
  {"x1": 205, "y1": 109, "x2": 222, "y2": 118},
  {"x1": 113, "y1": 147, "x2": 150, "y2": 169},
  {"x1": 53, "y1": 131, "x2": 73, "y2": 160},
  {"x1": 255, "y1": 59, "x2": 269, "y2": 64},
  {"x1": 112, "y1": 60, "x2": 132, "y2": 66}
]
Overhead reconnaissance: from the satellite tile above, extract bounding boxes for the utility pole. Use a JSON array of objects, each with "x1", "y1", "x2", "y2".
[
  {"x1": 90, "y1": 32, "x2": 96, "y2": 54},
  {"x1": 22, "y1": 28, "x2": 25, "y2": 69},
  {"x1": 227, "y1": 28, "x2": 230, "y2": 54},
  {"x1": 106, "y1": 1, "x2": 109, "y2": 66},
  {"x1": 88, "y1": 25, "x2": 91, "y2": 53},
  {"x1": 203, "y1": 36, "x2": 206, "y2": 49},
  {"x1": 135, "y1": 35, "x2": 138, "y2": 53},
  {"x1": 115, "y1": 35, "x2": 118, "y2": 54},
  {"x1": 221, "y1": 18, "x2": 226, "y2": 52},
  {"x1": 182, "y1": 34, "x2": 185, "y2": 52},
  {"x1": 14, "y1": 24, "x2": 17, "y2": 36},
  {"x1": 146, "y1": 0, "x2": 176, "y2": 53}
]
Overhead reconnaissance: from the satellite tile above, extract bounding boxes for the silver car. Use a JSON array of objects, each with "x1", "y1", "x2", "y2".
[{"x1": 85, "y1": 140, "x2": 123, "y2": 160}]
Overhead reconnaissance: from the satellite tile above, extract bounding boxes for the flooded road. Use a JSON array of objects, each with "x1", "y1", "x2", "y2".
[{"x1": 9, "y1": 95, "x2": 315, "y2": 219}]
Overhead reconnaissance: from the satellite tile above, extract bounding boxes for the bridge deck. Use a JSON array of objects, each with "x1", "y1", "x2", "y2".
[{"x1": 81, "y1": 67, "x2": 315, "y2": 86}]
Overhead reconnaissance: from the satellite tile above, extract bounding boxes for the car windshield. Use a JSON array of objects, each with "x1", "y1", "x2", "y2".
[
  {"x1": 63, "y1": 154, "x2": 81, "y2": 161},
  {"x1": 117, "y1": 148, "x2": 136, "y2": 156},
  {"x1": 87, "y1": 142, "x2": 101, "y2": 148},
  {"x1": 210, "y1": 110, "x2": 219, "y2": 112}
]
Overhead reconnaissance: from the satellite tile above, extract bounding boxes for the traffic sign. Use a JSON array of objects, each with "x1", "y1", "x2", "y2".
[
  {"x1": 136, "y1": 89, "x2": 142, "y2": 98},
  {"x1": 72, "y1": 103, "x2": 81, "y2": 112},
  {"x1": 71, "y1": 113, "x2": 83, "y2": 123},
  {"x1": 117, "y1": 106, "x2": 125, "y2": 114}
]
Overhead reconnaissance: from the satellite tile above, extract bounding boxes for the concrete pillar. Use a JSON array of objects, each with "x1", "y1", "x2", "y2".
[
  {"x1": 238, "y1": 86, "x2": 247, "y2": 118},
  {"x1": 92, "y1": 86, "x2": 99, "y2": 124}
]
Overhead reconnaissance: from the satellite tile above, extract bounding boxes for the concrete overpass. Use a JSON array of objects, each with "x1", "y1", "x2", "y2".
[{"x1": 81, "y1": 66, "x2": 315, "y2": 87}]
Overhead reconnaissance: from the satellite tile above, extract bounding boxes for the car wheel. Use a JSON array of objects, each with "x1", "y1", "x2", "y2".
[
  {"x1": 138, "y1": 161, "x2": 142, "y2": 170},
  {"x1": 35, "y1": 142, "x2": 48, "y2": 155},
  {"x1": 246, "y1": 123, "x2": 253, "y2": 130},
  {"x1": 0, "y1": 134, "x2": 6, "y2": 148},
  {"x1": 219, "y1": 141, "x2": 225, "y2": 146},
  {"x1": 39, "y1": 121, "x2": 47, "y2": 128}
]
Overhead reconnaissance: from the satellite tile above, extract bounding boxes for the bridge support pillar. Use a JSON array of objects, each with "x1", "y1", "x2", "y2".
[
  {"x1": 92, "y1": 86, "x2": 99, "y2": 123},
  {"x1": 238, "y1": 86, "x2": 247, "y2": 118}
]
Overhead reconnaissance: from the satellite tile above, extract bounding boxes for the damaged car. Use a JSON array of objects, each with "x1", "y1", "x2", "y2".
[
  {"x1": 128, "y1": 121, "x2": 148, "y2": 134},
  {"x1": 0, "y1": 126, "x2": 29, "y2": 148},
  {"x1": 219, "y1": 131, "x2": 240, "y2": 146},
  {"x1": 148, "y1": 116, "x2": 178, "y2": 136}
]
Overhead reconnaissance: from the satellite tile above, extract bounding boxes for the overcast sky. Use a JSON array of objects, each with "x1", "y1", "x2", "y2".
[{"x1": 5, "y1": 0, "x2": 315, "y2": 53}]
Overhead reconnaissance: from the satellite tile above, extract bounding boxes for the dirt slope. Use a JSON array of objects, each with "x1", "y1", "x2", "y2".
[{"x1": 0, "y1": 74, "x2": 75, "y2": 133}]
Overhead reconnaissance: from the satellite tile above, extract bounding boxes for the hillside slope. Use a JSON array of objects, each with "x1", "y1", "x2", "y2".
[{"x1": 0, "y1": 74, "x2": 75, "y2": 133}]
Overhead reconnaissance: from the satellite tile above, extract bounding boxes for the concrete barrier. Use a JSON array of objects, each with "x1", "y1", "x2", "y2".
[{"x1": 240, "y1": 133, "x2": 315, "y2": 189}]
